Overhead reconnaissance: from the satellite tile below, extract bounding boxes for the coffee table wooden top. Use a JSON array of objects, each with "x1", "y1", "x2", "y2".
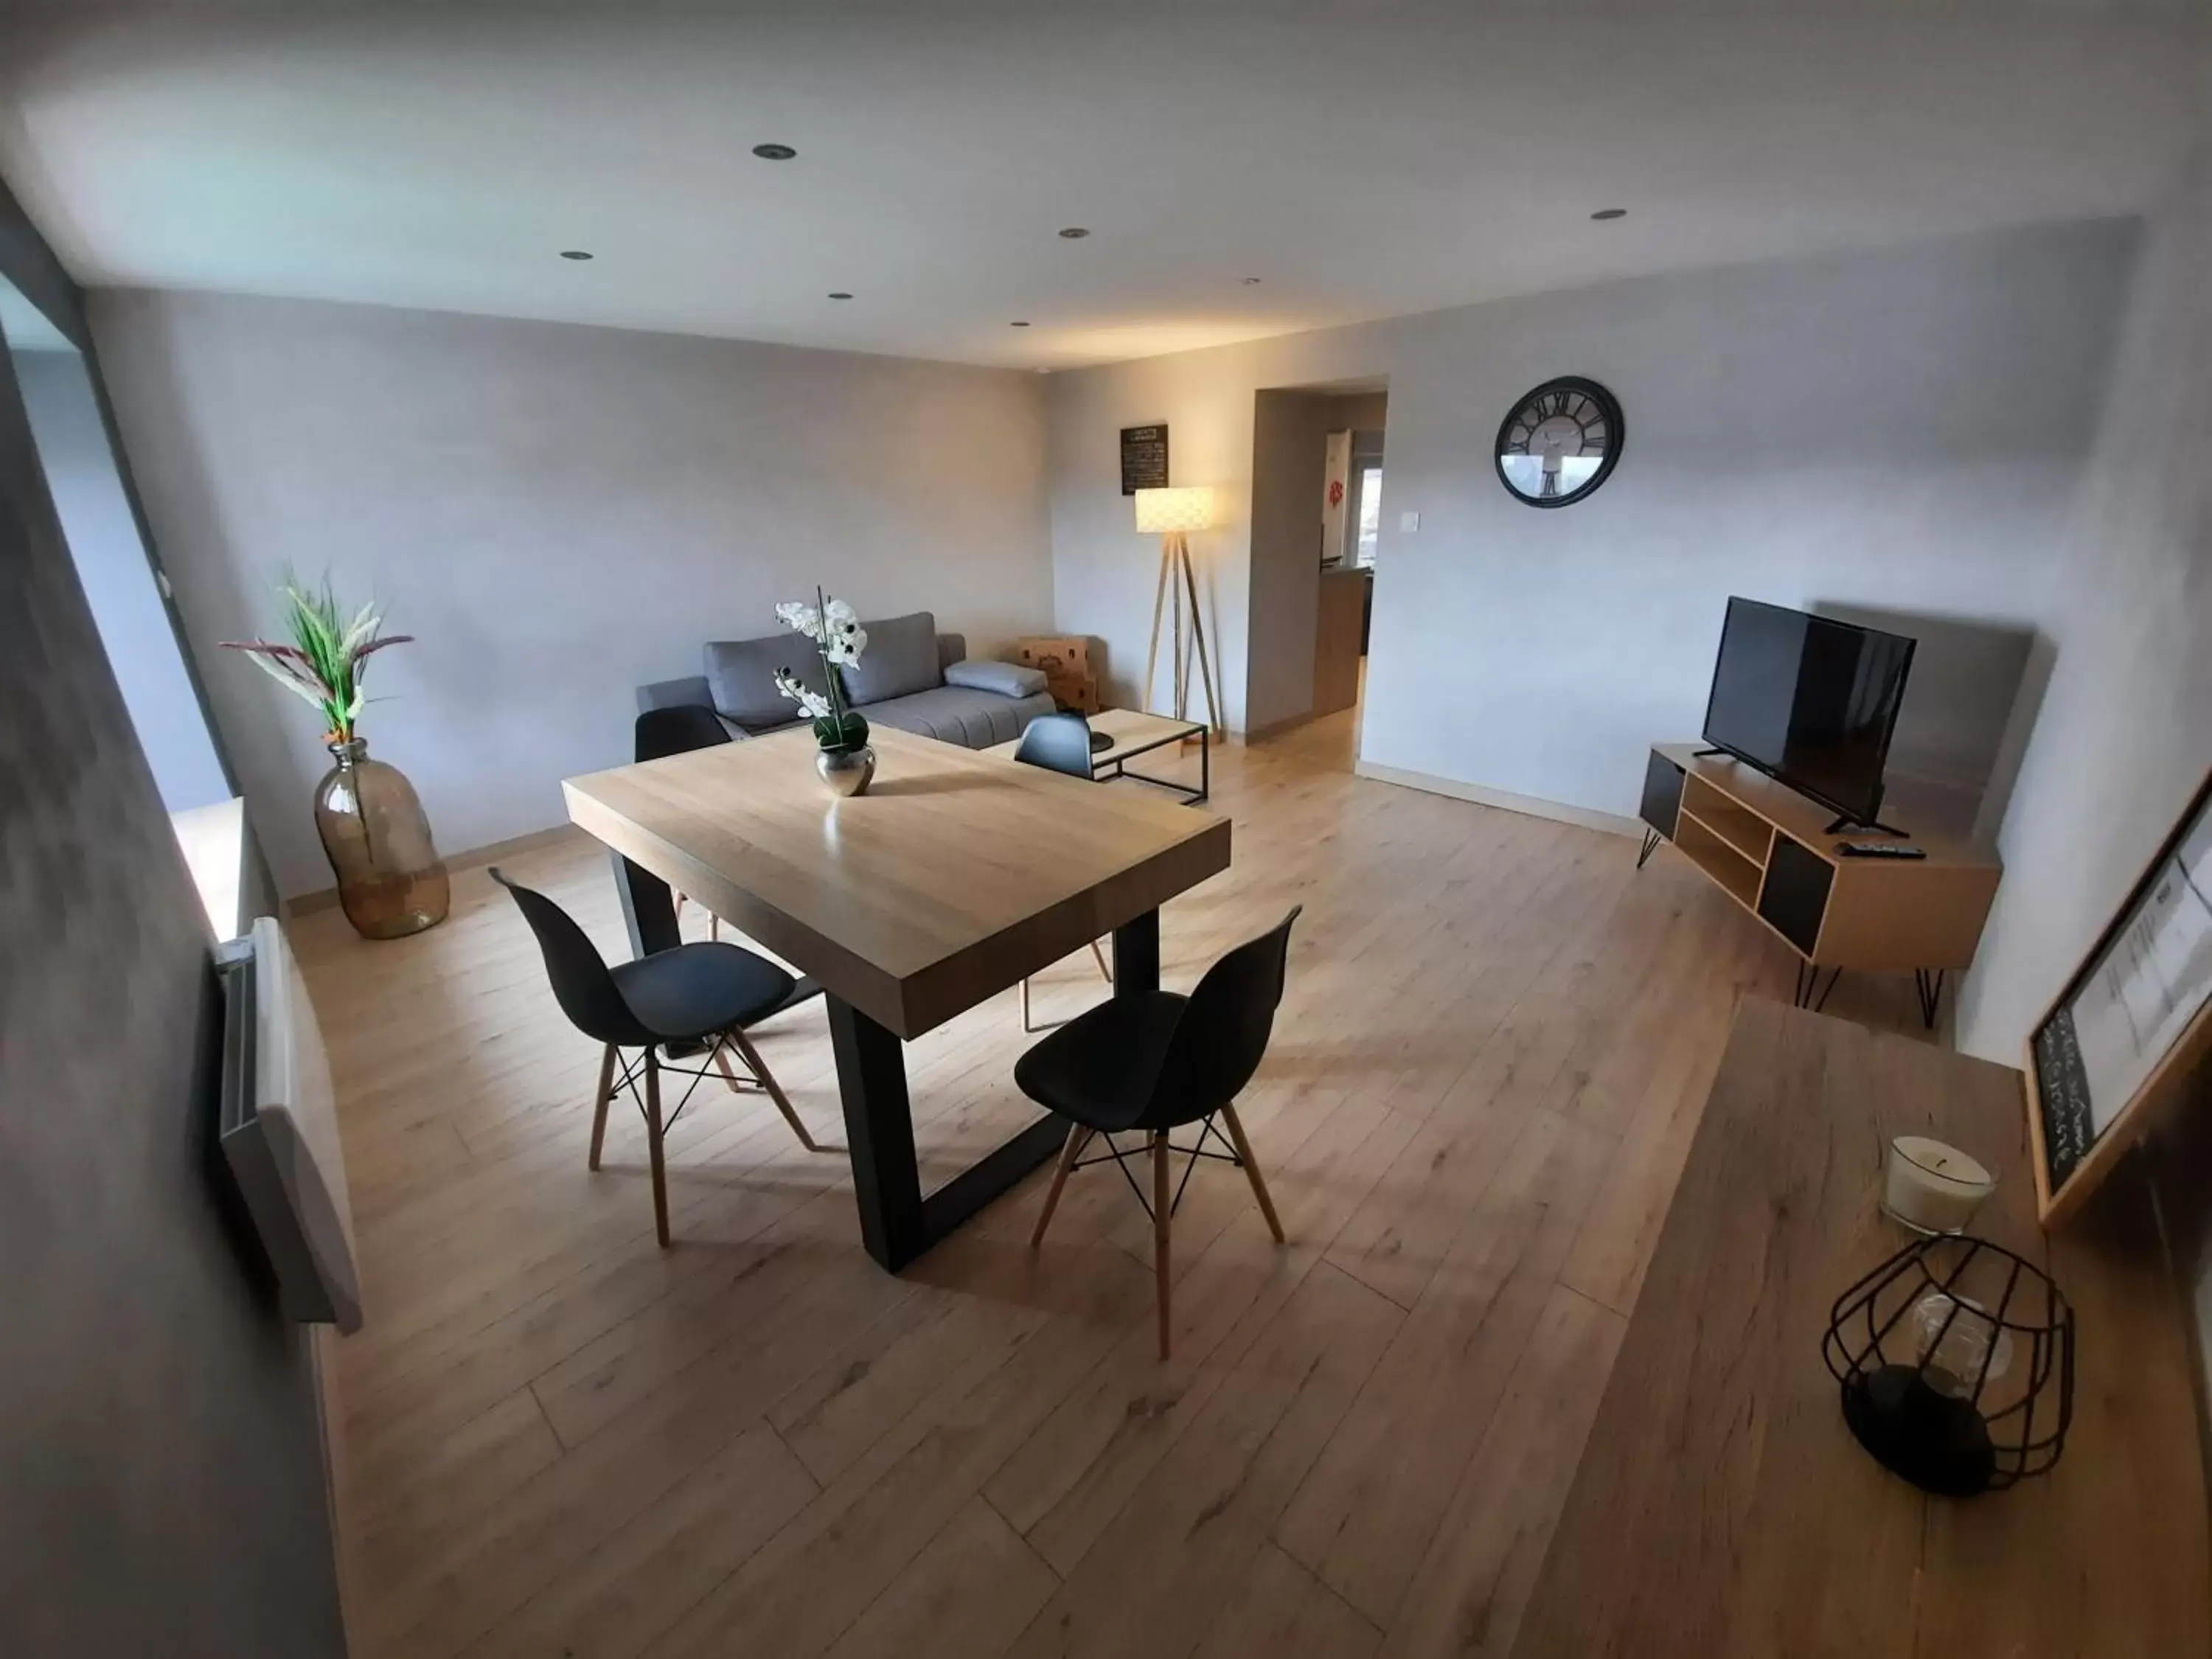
[
  {"x1": 981, "y1": 707, "x2": 1202, "y2": 770},
  {"x1": 563, "y1": 725, "x2": 1229, "y2": 1037}
]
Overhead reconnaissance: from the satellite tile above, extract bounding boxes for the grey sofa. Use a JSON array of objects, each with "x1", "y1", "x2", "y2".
[{"x1": 639, "y1": 610, "x2": 1056, "y2": 749}]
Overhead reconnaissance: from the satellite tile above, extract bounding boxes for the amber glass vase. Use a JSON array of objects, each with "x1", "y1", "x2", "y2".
[{"x1": 314, "y1": 737, "x2": 451, "y2": 939}]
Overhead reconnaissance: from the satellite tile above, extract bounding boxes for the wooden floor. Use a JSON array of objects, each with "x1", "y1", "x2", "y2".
[{"x1": 303, "y1": 707, "x2": 1935, "y2": 1659}]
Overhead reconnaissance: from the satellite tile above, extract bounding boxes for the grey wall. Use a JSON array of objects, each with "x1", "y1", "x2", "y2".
[
  {"x1": 0, "y1": 311, "x2": 344, "y2": 1655},
  {"x1": 1952, "y1": 49, "x2": 2212, "y2": 1393},
  {"x1": 1955, "y1": 125, "x2": 2212, "y2": 1069},
  {"x1": 1048, "y1": 219, "x2": 2138, "y2": 787},
  {"x1": 12, "y1": 344, "x2": 232, "y2": 813},
  {"x1": 91, "y1": 290, "x2": 1057, "y2": 897}
]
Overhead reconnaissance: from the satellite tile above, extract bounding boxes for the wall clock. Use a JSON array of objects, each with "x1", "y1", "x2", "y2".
[{"x1": 1494, "y1": 377, "x2": 1623, "y2": 508}]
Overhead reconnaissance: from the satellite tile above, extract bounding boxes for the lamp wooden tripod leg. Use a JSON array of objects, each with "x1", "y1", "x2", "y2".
[{"x1": 1141, "y1": 531, "x2": 1222, "y2": 736}]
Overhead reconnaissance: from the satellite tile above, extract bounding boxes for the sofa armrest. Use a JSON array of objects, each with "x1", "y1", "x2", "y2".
[
  {"x1": 637, "y1": 675, "x2": 713, "y2": 714},
  {"x1": 936, "y1": 632, "x2": 967, "y2": 673}
]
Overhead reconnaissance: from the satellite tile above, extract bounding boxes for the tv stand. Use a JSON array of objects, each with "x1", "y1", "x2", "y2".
[
  {"x1": 1691, "y1": 745, "x2": 1730, "y2": 759},
  {"x1": 1635, "y1": 743, "x2": 2001, "y2": 1029}
]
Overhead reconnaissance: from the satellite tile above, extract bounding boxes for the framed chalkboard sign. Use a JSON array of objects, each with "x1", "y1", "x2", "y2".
[
  {"x1": 2026, "y1": 766, "x2": 2212, "y2": 1225},
  {"x1": 1121, "y1": 423, "x2": 1169, "y2": 495}
]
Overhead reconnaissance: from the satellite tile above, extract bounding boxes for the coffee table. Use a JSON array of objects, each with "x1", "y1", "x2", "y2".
[{"x1": 985, "y1": 708, "x2": 1208, "y2": 803}]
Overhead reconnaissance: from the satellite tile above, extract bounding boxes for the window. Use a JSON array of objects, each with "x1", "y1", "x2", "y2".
[{"x1": 1354, "y1": 465, "x2": 1383, "y2": 568}]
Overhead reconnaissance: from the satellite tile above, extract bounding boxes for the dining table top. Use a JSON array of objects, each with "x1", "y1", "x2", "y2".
[{"x1": 563, "y1": 724, "x2": 1231, "y2": 1037}]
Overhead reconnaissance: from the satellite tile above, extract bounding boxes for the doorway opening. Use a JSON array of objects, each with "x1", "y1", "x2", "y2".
[{"x1": 1245, "y1": 377, "x2": 1386, "y2": 768}]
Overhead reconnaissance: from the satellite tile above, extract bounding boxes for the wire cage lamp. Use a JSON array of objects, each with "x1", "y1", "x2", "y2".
[{"x1": 1821, "y1": 1233, "x2": 2074, "y2": 1498}]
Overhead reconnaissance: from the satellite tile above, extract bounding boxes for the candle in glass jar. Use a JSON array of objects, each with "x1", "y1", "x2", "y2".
[{"x1": 1882, "y1": 1136, "x2": 1994, "y2": 1234}]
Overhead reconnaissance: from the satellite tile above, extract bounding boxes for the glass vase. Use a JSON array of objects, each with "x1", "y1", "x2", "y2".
[
  {"x1": 314, "y1": 737, "x2": 451, "y2": 939},
  {"x1": 815, "y1": 742, "x2": 876, "y2": 798}
]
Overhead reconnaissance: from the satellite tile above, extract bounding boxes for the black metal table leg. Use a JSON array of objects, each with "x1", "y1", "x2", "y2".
[
  {"x1": 829, "y1": 924, "x2": 1161, "y2": 1270},
  {"x1": 1198, "y1": 727, "x2": 1209, "y2": 804},
  {"x1": 825, "y1": 995, "x2": 926, "y2": 1270},
  {"x1": 1113, "y1": 908, "x2": 1161, "y2": 997},
  {"x1": 1636, "y1": 827, "x2": 1663, "y2": 869}
]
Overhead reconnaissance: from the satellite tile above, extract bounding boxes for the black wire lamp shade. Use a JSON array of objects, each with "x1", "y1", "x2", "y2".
[{"x1": 1821, "y1": 1234, "x2": 2074, "y2": 1498}]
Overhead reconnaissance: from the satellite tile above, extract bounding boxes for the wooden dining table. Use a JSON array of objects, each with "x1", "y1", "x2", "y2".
[{"x1": 563, "y1": 723, "x2": 1231, "y2": 1270}]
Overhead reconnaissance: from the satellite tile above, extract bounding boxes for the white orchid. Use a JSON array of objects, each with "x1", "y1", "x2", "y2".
[
  {"x1": 772, "y1": 667, "x2": 832, "y2": 719},
  {"x1": 775, "y1": 600, "x2": 824, "y2": 643},
  {"x1": 773, "y1": 587, "x2": 872, "y2": 754}
]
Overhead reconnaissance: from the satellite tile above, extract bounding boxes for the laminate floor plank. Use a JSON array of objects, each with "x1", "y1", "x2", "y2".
[
  {"x1": 1372, "y1": 1286, "x2": 1629, "y2": 1659},
  {"x1": 1277, "y1": 1109, "x2": 1615, "y2": 1626}
]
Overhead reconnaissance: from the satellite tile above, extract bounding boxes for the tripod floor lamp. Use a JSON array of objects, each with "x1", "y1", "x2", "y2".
[{"x1": 1135, "y1": 485, "x2": 1222, "y2": 735}]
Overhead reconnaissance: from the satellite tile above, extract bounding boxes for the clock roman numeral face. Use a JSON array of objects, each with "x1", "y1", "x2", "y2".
[{"x1": 1494, "y1": 378, "x2": 1624, "y2": 508}]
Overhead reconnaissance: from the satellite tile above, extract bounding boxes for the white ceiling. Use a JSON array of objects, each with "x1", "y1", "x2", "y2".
[{"x1": 0, "y1": 2, "x2": 2200, "y2": 369}]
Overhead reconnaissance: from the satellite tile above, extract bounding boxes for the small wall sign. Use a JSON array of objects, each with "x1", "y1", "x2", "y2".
[{"x1": 1121, "y1": 423, "x2": 1169, "y2": 495}]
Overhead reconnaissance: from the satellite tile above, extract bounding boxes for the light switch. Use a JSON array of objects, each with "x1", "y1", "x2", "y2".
[{"x1": 1399, "y1": 511, "x2": 1420, "y2": 532}]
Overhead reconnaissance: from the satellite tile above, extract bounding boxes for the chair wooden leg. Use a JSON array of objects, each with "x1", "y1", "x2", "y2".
[
  {"x1": 1029, "y1": 1124, "x2": 1091, "y2": 1248},
  {"x1": 1152, "y1": 1130, "x2": 1172, "y2": 1360},
  {"x1": 1220, "y1": 1102, "x2": 1284, "y2": 1244},
  {"x1": 644, "y1": 1049, "x2": 671, "y2": 1248},
  {"x1": 588, "y1": 1043, "x2": 617, "y2": 1172},
  {"x1": 711, "y1": 1040, "x2": 745, "y2": 1093},
  {"x1": 728, "y1": 1028, "x2": 818, "y2": 1152},
  {"x1": 1088, "y1": 938, "x2": 1112, "y2": 983}
]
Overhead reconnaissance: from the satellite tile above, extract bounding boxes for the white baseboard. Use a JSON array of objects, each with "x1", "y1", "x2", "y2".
[{"x1": 1353, "y1": 760, "x2": 1644, "y2": 839}]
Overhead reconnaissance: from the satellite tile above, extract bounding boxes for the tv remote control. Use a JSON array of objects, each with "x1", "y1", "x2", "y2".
[{"x1": 1836, "y1": 841, "x2": 1926, "y2": 859}]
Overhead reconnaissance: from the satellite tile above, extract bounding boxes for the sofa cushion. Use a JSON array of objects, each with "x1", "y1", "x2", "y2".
[
  {"x1": 838, "y1": 611, "x2": 942, "y2": 706},
  {"x1": 865, "y1": 686, "x2": 1057, "y2": 749},
  {"x1": 942, "y1": 658, "x2": 1048, "y2": 698},
  {"x1": 705, "y1": 634, "x2": 830, "y2": 732}
]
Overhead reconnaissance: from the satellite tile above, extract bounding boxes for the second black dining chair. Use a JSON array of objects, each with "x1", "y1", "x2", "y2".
[
  {"x1": 491, "y1": 866, "x2": 825, "y2": 1247},
  {"x1": 1017, "y1": 906, "x2": 1301, "y2": 1358},
  {"x1": 635, "y1": 704, "x2": 734, "y2": 940},
  {"x1": 1013, "y1": 711, "x2": 1113, "y2": 1031}
]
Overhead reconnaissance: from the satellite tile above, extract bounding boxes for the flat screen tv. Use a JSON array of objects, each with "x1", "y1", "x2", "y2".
[{"x1": 1701, "y1": 597, "x2": 1916, "y2": 828}]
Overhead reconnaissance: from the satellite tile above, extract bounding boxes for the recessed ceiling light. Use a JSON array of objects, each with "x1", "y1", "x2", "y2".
[
  {"x1": 827, "y1": 292, "x2": 853, "y2": 300},
  {"x1": 1590, "y1": 208, "x2": 1628, "y2": 221},
  {"x1": 753, "y1": 143, "x2": 797, "y2": 160},
  {"x1": 1057, "y1": 226, "x2": 1090, "y2": 240},
  {"x1": 559, "y1": 250, "x2": 594, "y2": 261},
  {"x1": 1241, "y1": 276, "x2": 1263, "y2": 285},
  {"x1": 1010, "y1": 320, "x2": 1031, "y2": 327}
]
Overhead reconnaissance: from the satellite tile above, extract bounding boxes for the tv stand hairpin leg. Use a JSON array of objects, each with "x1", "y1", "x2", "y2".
[
  {"x1": 1794, "y1": 960, "x2": 1843, "y2": 1014},
  {"x1": 1914, "y1": 968, "x2": 1946, "y2": 1030},
  {"x1": 1637, "y1": 827, "x2": 1664, "y2": 870}
]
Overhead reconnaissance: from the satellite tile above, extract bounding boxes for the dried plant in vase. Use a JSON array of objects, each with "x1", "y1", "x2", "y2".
[
  {"x1": 223, "y1": 580, "x2": 450, "y2": 938},
  {"x1": 774, "y1": 588, "x2": 876, "y2": 796}
]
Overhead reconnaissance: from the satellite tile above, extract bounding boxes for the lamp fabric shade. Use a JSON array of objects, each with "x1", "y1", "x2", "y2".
[{"x1": 1134, "y1": 486, "x2": 1214, "y2": 535}]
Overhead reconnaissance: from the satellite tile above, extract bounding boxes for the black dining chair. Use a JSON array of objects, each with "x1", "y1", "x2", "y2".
[
  {"x1": 490, "y1": 866, "x2": 825, "y2": 1247},
  {"x1": 1013, "y1": 712, "x2": 1113, "y2": 1031},
  {"x1": 635, "y1": 705, "x2": 733, "y2": 939},
  {"x1": 1017, "y1": 906, "x2": 1301, "y2": 1358}
]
